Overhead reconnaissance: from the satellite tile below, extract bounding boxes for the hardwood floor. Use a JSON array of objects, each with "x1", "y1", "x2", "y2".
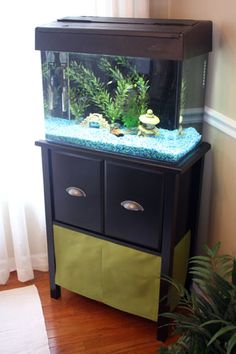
[{"x1": 0, "y1": 271, "x2": 176, "y2": 353}]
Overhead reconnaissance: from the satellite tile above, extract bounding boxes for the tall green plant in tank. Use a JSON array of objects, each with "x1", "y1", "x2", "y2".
[
  {"x1": 98, "y1": 57, "x2": 149, "y2": 127},
  {"x1": 68, "y1": 87, "x2": 89, "y2": 122},
  {"x1": 158, "y1": 243, "x2": 236, "y2": 354},
  {"x1": 66, "y1": 56, "x2": 149, "y2": 127}
]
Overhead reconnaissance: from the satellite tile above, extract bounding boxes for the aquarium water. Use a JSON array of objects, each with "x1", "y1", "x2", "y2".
[{"x1": 41, "y1": 51, "x2": 207, "y2": 163}]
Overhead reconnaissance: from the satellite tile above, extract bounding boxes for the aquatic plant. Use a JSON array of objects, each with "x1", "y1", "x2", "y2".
[
  {"x1": 180, "y1": 78, "x2": 187, "y2": 121},
  {"x1": 66, "y1": 56, "x2": 149, "y2": 127},
  {"x1": 99, "y1": 57, "x2": 149, "y2": 127},
  {"x1": 42, "y1": 62, "x2": 50, "y2": 79},
  {"x1": 67, "y1": 62, "x2": 120, "y2": 122},
  {"x1": 68, "y1": 87, "x2": 89, "y2": 121}
]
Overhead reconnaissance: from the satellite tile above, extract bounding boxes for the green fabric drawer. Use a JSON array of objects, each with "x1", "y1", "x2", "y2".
[
  {"x1": 169, "y1": 230, "x2": 191, "y2": 310},
  {"x1": 54, "y1": 225, "x2": 162, "y2": 321},
  {"x1": 102, "y1": 242, "x2": 161, "y2": 320},
  {"x1": 54, "y1": 227, "x2": 103, "y2": 301}
]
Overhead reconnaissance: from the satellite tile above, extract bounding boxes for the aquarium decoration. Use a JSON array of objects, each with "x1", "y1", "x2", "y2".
[
  {"x1": 110, "y1": 123, "x2": 124, "y2": 137},
  {"x1": 138, "y1": 109, "x2": 160, "y2": 137},
  {"x1": 80, "y1": 113, "x2": 110, "y2": 130}
]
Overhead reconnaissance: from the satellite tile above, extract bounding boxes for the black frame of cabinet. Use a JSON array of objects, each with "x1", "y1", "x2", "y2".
[{"x1": 36, "y1": 139, "x2": 210, "y2": 341}]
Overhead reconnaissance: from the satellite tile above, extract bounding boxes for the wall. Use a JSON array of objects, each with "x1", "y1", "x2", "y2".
[
  {"x1": 149, "y1": 0, "x2": 169, "y2": 18},
  {"x1": 150, "y1": 0, "x2": 236, "y2": 256}
]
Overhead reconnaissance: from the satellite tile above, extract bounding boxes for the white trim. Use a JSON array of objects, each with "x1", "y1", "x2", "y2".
[
  {"x1": 182, "y1": 107, "x2": 204, "y2": 124},
  {"x1": 204, "y1": 106, "x2": 236, "y2": 139},
  {"x1": 183, "y1": 108, "x2": 204, "y2": 115}
]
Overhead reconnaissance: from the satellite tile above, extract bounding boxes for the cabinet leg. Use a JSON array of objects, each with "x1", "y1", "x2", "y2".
[
  {"x1": 157, "y1": 278, "x2": 171, "y2": 342},
  {"x1": 50, "y1": 284, "x2": 61, "y2": 299},
  {"x1": 157, "y1": 322, "x2": 169, "y2": 342}
]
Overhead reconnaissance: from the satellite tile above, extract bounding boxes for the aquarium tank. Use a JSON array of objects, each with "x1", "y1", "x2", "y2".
[{"x1": 35, "y1": 17, "x2": 212, "y2": 163}]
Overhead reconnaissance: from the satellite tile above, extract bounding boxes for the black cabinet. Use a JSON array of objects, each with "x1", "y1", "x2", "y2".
[
  {"x1": 105, "y1": 161, "x2": 164, "y2": 251},
  {"x1": 51, "y1": 150, "x2": 103, "y2": 233},
  {"x1": 36, "y1": 140, "x2": 210, "y2": 341},
  {"x1": 49, "y1": 148, "x2": 167, "y2": 252}
]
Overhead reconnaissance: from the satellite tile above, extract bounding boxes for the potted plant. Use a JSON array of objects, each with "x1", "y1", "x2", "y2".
[{"x1": 158, "y1": 243, "x2": 236, "y2": 353}]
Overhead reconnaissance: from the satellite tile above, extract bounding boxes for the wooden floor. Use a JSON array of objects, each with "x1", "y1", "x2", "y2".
[{"x1": 0, "y1": 271, "x2": 175, "y2": 353}]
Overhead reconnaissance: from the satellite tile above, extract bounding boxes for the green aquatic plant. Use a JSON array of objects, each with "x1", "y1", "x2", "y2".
[
  {"x1": 180, "y1": 78, "x2": 187, "y2": 121},
  {"x1": 99, "y1": 57, "x2": 149, "y2": 127},
  {"x1": 68, "y1": 87, "x2": 89, "y2": 121},
  {"x1": 67, "y1": 62, "x2": 120, "y2": 123},
  {"x1": 158, "y1": 243, "x2": 236, "y2": 354},
  {"x1": 42, "y1": 62, "x2": 50, "y2": 79},
  {"x1": 66, "y1": 56, "x2": 149, "y2": 127}
]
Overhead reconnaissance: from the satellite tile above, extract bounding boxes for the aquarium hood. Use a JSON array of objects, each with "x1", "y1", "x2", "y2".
[{"x1": 35, "y1": 16, "x2": 212, "y2": 60}]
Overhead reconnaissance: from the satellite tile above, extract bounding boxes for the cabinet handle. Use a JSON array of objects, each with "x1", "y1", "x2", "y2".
[
  {"x1": 66, "y1": 187, "x2": 86, "y2": 197},
  {"x1": 121, "y1": 200, "x2": 144, "y2": 212}
]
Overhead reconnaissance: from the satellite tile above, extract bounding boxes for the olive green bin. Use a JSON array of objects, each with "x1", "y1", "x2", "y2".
[{"x1": 54, "y1": 225, "x2": 190, "y2": 321}]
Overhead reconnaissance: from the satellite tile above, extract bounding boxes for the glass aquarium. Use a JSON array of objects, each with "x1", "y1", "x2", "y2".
[{"x1": 36, "y1": 17, "x2": 212, "y2": 163}]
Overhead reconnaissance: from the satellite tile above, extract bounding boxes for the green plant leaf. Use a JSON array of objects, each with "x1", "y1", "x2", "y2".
[
  {"x1": 194, "y1": 294, "x2": 219, "y2": 318},
  {"x1": 200, "y1": 319, "x2": 229, "y2": 327},
  {"x1": 212, "y1": 272, "x2": 232, "y2": 294},
  {"x1": 189, "y1": 270, "x2": 212, "y2": 281},
  {"x1": 203, "y1": 242, "x2": 221, "y2": 257},
  {"x1": 162, "y1": 275, "x2": 189, "y2": 296},
  {"x1": 207, "y1": 325, "x2": 236, "y2": 347},
  {"x1": 227, "y1": 332, "x2": 236, "y2": 354},
  {"x1": 203, "y1": 284, "x2": 228, "y2": 312},
  {"x1": 189, "y1": 255, "x2": 211, "y2": 263},
  {"x1": 189, "y1": 259, "x2": 211, "y2": 267},
  {"x1": 190, "y1": 266, "x2": 213, "y2": 276}
]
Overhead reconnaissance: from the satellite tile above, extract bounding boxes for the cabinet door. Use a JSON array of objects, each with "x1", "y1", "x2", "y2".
[
  {"x1": 51, "y1": 150, "x2": 103, "y2": 233},
  {"x1": 105, "y1": 161, "x2": 164, "y2": 251}
]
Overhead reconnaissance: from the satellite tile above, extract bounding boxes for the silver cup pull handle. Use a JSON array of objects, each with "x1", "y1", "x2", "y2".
[
  {"x1": 66, "y1": 187, "x2": 86, "y2": 197},
  {"x1": 121, "y1": 200, "x2": 144, "y2": 212}
]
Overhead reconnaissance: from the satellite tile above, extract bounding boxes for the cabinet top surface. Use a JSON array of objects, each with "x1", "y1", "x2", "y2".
[{"x1": 35, "y1": 140, "x2": 210, "y2": 173}]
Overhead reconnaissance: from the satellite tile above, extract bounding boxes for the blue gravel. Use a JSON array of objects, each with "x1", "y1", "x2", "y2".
[{"x1": 45, "y1": 117, "x2": 201, "y2": 162}]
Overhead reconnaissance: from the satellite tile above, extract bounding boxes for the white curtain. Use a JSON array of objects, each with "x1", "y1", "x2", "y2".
[
  {"x1": 113, "y1": 0, "x2": 150, "y2": 17},
  {"x1": 0, "y1": 0, "x2": 150, "y2": 285}
]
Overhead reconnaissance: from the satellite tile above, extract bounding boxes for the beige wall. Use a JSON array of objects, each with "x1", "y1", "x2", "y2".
[
  {"x1": 150, "y1": 1, "x2": 236, "y2": 256},
  {"x1": 149, "y1": 0, "x2": 169, "y2": 18},
  {"x1": 202, "y1": 124, "x2": 236, "y2": 255}
]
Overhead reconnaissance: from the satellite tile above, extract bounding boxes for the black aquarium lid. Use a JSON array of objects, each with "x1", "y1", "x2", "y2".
[{"x1": 35, "y1": 16, "x2": 212, "y2": 60}]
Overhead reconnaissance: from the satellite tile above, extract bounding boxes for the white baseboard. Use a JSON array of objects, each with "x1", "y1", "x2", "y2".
[{"x1": 204, "y1": 106, "x2": 236, "y2": 139}]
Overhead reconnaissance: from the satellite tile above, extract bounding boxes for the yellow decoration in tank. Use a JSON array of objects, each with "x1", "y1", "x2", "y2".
[{"x1": 138, "y1": 109, "x2": 160, "y2": 137}]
